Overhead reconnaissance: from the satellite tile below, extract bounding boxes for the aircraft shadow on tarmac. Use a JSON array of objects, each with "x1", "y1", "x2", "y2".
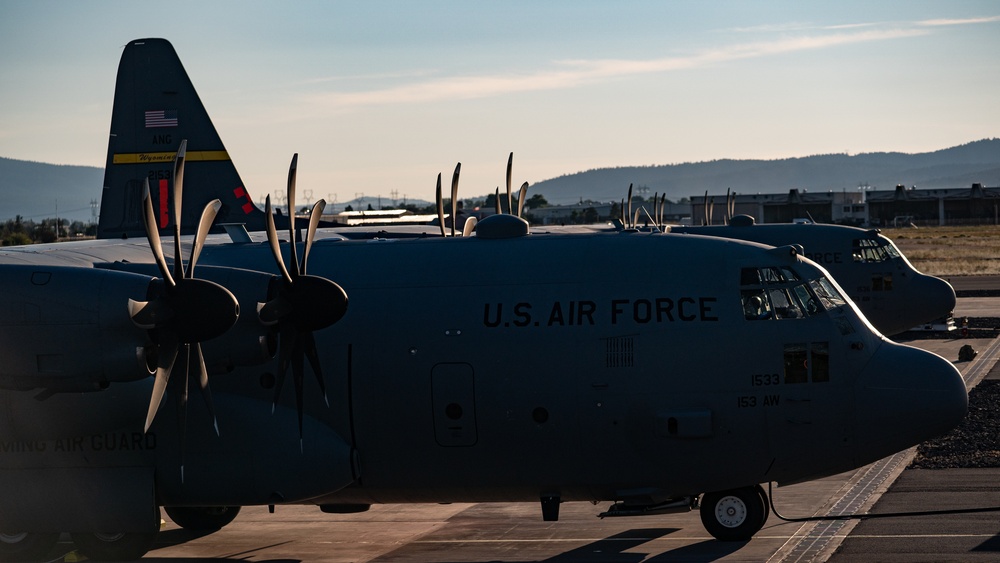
[
  {"x1": 542, "y1": 528, "x2": 748, "y2": 563},
  {"x1": 974, "y1": 535, "x2": 1000, "y2": 553},
  {"x1": 141, "y1": 529, "x2": 300, "y2": 563},
  {"x1": 365, "y1": 526, "x2": 748, "y2": 563}
]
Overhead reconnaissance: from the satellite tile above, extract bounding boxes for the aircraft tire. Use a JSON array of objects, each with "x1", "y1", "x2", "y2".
[
  {"x1": 164, "y1": 506, "x2": 241, "y2": 531},
  {"x1": 755, "y1": 484, "x2": 770, "y2": 528},
  {"x1": 70, "y1": 520, "x2": 159, "y2": 563},
  {"x1": 699, "y1": 486, "x2": 766, "y2": 541},
  {"x1": 0, "y1": 531, "x2": 59, "y2": 562}
]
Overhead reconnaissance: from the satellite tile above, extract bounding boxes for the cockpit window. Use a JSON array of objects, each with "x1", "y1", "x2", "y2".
[
  {"x1": 741, "y1": 267, "x2": 846, "y2": 320},
  {"x1": 853, "y1": 238, "x2": 899, "y2": 263},
  {"x1": 808, "y1": 278, "x2": 847, "y2": 309}
]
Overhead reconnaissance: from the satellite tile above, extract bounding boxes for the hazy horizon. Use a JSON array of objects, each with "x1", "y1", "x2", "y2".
[{"x1": 2, "y1": 1, "x2": 998, "y2": 206}]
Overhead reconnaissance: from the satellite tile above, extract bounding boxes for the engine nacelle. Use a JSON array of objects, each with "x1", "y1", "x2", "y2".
[
  {"x1": 195, "y1": 266, "x2": 279, "y2": 372},
  {"x1": 0, "y1": 266, "x2": 154, "y2": 391}
]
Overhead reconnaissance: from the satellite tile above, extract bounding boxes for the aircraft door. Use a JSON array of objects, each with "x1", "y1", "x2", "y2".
[{"x1": 431, "y1": 363, "x2": 478, "y2": 447}]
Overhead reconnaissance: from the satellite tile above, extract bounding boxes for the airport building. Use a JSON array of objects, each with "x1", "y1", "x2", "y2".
[
  {"x1": 865, "y1": 183, "x2": 1000, "y2": 226},
  {"x1": 693, "y1": 183, "x2": 1000, "y2": 226},
  {"x1": 691, "y1": 190, "x2": 866, "y2": 225}
]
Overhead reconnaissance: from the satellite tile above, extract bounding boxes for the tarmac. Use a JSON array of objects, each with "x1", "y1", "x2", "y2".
[{"x1": 44, "y1": 278, "x2": 1000, "y2": 562}]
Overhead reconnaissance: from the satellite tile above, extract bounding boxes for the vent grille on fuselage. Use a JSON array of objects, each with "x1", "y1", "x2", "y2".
[{"x1": 606, "y1": 336, "x2": 635, "y2": 368}]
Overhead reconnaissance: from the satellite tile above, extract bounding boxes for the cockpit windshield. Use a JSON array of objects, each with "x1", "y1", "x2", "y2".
[
  {"x1": 741, "y1": 266, "x2": 846, "y2": 321},
  {"x1": 853, "y1": 237, "x2": 901, "y2": 263}
]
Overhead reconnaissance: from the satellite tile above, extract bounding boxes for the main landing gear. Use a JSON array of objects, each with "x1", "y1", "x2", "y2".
[
  {"x1": 165, "y1": 506, "x2": 241, "y2": 532},
  {"x1": 0, "y1": 532, "x2": 59, "y2": 562},
  {"x1": 699, "y1": 484, "x2": 770, "y2": 541}
]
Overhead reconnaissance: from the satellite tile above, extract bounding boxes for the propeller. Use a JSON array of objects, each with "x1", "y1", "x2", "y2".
[
  {"x1": 505, "y1": 153, "x2": 529, "y2": 219},
  {"x1": 129, "y1": 139, "x2": 239, "y2": 480},
  {"x1": 259, "y1": 153, "x2": 349, "y2": 449}
]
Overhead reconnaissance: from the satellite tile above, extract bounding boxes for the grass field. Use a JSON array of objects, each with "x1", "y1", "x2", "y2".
[{"x1": 884, "y1": 225, "x2": 1000, "y2": 276}]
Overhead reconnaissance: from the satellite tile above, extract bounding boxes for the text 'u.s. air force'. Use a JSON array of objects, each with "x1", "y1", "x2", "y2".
[{"x1": 483, "y1": 297, "x2": 719, "y2": 328}]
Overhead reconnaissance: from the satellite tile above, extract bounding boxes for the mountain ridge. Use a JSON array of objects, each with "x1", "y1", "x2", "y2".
[
  {"x1": 532, "y1": 138, "x2": 1000, "y2": 205},
  {"x1": 3, "y1": 138, "x2": 998, "y2": 221}
]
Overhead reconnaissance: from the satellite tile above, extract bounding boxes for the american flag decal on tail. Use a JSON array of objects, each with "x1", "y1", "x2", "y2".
[{"x1": 145, "y1": 110, "x2": 178, "y2": 128}]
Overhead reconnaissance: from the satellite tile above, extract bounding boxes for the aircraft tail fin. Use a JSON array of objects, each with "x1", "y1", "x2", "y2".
[{"x1": 98, "y1": 38, "x2": 269, "y2": 239}]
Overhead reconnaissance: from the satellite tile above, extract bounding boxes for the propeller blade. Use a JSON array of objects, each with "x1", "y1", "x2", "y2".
[
  {"x1": 287, "y1": 154, "x2": 300, "y2": 279},
  {"x1": 265, "y1": 195, "x2": 294, "y2": 285},
  {"x1": 435, "y1": 174, "x2": 446, "y2": 237},
  {"x1": 291, "y1": 336, "x2": 306, "y2": 450},
  {"x1": 186, "y1": 199, "x2": 222, "y2": 279},
  {"x1": 172, "y1": 140, "x2": 187, "y2": 283},
  {"x1": 192, "y1": 343, "x2": 219, "y2": 436},
  {"x1": 128, "y1": 297, "x2": 172, "y2": 329},
  {"x1": 462, "y1": 216, "x2": 478, "y2": 237},
  {"x1": 517, "y1": 182, "x2": 528, "y2": 218},
  {"x1": 451, "y1": 163, "x2": 460, "y2": 238},
  {"x1": 302, "y1": 200, "x2": 326, "y2": 275},
  {"x1": 627, "y1": 184, "x2": 634, "y2": 229},
  {"x1": 302, "y1": 331, "x2": 329, "y2": 408},
  {"x1": 506, "y1": 152, "x2": 513, "y2": 215},
  {"x1": 708, "y1": 196, "x2": 715, "y2": 225},
  {"x1": 494, "y1": 187, "x2": 501, "y2": 215},
  {"x1": 144, "y1": 336, "x2": 179, "y2": 433},
  {"x1": 271, "y1": 326, "x2": 296, "y2": 414},
  {"x1": 659, "y1": 193, "x2": 666, "y2": 227},
  {"x1": 141, "y1": 180, "x2": 175, "y2": 288}
]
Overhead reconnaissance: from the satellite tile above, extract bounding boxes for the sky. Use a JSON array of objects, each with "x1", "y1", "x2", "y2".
[{"x1": 1, "y1": 0, "x2": 998, "y2": 209}]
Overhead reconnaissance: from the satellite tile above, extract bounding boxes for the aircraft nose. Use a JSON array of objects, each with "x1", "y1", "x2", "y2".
[
  {"x1": 854, "y1": 341, "x2": 967, "y2": 464},
  {"x1": 915, "y1": 274, "x2": 957, "y2": 322}
]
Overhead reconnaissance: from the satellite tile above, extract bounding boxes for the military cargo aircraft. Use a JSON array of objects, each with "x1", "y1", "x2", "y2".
[
  {"x1": 0, "y1": 38, "x2": 969, "y2": 561},
  {"x1": 610, "y1": 190, "x2": 957, "y2": 336},
  {"x1": 670, "y1": 216, "x2": 956, "y2": 336}
]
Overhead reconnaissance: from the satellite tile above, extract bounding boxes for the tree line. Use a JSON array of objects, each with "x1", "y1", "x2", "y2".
[{"x1": 2, "y1": 216, "x2": 96, "y2": 246}]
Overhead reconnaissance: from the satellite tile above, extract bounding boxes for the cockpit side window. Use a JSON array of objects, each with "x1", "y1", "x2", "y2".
[
  {"x1": 881, "y1": 238, "x2": 901, "y2": 259},
  {"x1": 808, "y1": 278, "x2": 846, "y2": 309},
  {"x1": 740, "y1": 266, "x2": 832, "y2": 320},
  {"x1": 852, "y1": 238, "x2": 895, "y2": 263}
]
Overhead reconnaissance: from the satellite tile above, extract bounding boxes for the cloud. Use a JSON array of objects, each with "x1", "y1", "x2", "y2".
[
  {"x1": 918, "y1": 15, "x2": 1000, "y2": 27},
  {"x1": 303, "y1": 24, "x2": 940, "y2": 110}
]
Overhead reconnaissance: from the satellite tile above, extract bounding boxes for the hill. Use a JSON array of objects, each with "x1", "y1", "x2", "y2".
[
  {"x1": 530, "y1": 138, "x2": 1000, "y2": 205},
  {"x1": 3, "y1": 139, "x2": 999, "y2": 220},
  {"x1": 0, "y1": 157, "x2": 103, "y2": 223}
]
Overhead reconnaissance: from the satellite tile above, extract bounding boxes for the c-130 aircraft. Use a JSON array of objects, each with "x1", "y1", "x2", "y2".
[{"x1": 0, "y1": 38, "x2": 968, "y2": 561}]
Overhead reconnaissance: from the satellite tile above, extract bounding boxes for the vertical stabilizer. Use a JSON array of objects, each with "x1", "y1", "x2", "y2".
[{"x1": 98, "y1": 38, "x2": 268, "y2": 239}]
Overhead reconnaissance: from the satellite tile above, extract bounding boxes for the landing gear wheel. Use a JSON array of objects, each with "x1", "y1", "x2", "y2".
[
  {"x1": 700, "y1": 486, "x2": 767, "y2": 541},
  {"x1": 0, "y1": 531, "x2": 59, "y2": 562},
  {"x1": 755, "y1": 484, "x2": 770, "y2": 528},
  {"x1": 70, "y1": 529, "x2": 158, "y2": 562},
  {"x1": 165, "y1": 506, "x2": 241, "y2": 531}
]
